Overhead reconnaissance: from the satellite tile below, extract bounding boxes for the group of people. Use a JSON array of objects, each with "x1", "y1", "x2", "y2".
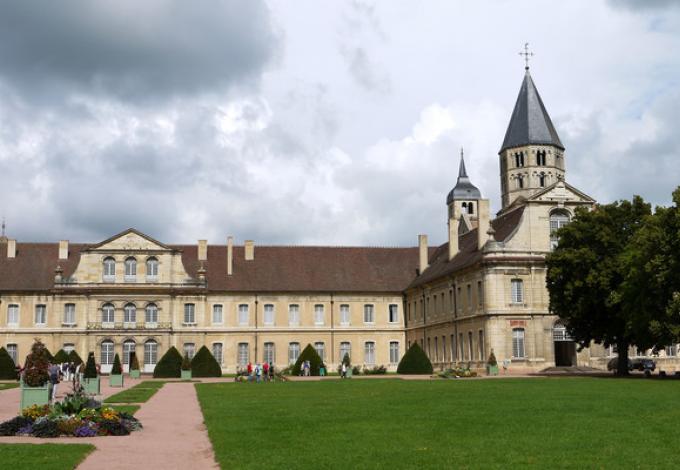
[{"x1": 239, "y1": 361, "x2": 275, "y2": 382}]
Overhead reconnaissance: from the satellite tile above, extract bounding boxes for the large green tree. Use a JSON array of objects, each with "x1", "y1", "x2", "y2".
[{"x1": 546, "y1": 197, "x2": 651, "y2": 375}]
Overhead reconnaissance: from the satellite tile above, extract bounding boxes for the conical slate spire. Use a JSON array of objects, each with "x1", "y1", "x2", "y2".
[
  {"x1": 500, "y1": 69, "x2": 563, "y2": 153},
  {"x1": 446, "y1": 149, "x2": 481, "y2": 204}
]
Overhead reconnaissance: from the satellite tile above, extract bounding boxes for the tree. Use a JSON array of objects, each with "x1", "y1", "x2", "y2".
[
  {"x1": 68, "y1": 350, "x2": 83, "y2": 365},
  {"x1": 292, "y1": 344, "x2": 323, "y2": 376},
  {"x1": 43, "y1": 348, "x2": 54, "y2": 363},
  {"x1": 622, "y1": 187, "x2": 680, "y2": 348},
  {"x1": 153, "y1": 346, "x2": 183, "y2": 378},
  {"x1": 396, "y1": 343, "x2": 433, "y2": 374},
  {"x1": 0, "y1": 347, "x2": 18, "y2": 380},
  {"x1": 191, "y1": 346, "x2": 222, "y2": 377},
  {"x1": 23, "y1": 339, "x2": 51, "y2": 386},
  {"x1": 546, "y1": 197, "x2": 651, "y2": 375},
  {"x1": 53, "y1": 349, "x2": 70, "y2": 364},
  {"x1": 83, "y1": 352, "x2": 98, "y2": 379},
  {"x1": 111, "y1": 353, "x2": 123, "y2": 375},
  {"x1": 129, "y1": 352, "x2": 140, "y2": 371}
]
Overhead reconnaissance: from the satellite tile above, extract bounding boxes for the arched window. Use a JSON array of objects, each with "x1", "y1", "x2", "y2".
[
  {"x1": 517, "y1": 175, "x2": 524, "y2": 189},
  {"x1": 145, "y1": 303, "x2": 158, "y2": 324},
  {"x1": 536, "y1": 150, "x2": 546, "y2": 166},
  {"x1": 124, "y1": 257, "x2": 137, "y2": 280},
  {"x1": 467, "y1": 202, "x2": 474, "y2": 214},
  {"x1": 552, "y1": 321, "x2": 573, "y2": 342},
  {"x1": 539, "y1": 172, "x2": 546, "y2": 187},
  {"x1": 123, "y1": 340, "x2": 136, "y2": 365},
  {"x1": 103, "y1": 257, "x2": 116, "y2": 280},
  {"x1": 144, "y1": 340, "x2": 158, "y2": 367},
  {"x1": 461, "y1": 202, "x2": 468, "y2": 212},
  {"x1": 101, "y1": 340, "x2": 114, "y2": 365},
  {"x1": 102, "y1": 303, "x2": 115, "y2": 324},
  {"x1": 146, "y1": 257, "x2": 159, "y2": 279},
  {"x1": 550, "y1": 210, "x2": 571, "y2": 250},
  {"x1": 124, "y1": 303, "x2": 136, "y2": 324}
]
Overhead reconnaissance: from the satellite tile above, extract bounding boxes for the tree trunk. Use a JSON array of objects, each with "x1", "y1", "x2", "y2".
[{"x1": 617, "y1": 341, "x2": 629, "y2": 376}]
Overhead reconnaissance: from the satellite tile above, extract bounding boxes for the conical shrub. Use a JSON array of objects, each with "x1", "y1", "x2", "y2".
[
  {"x1": 292, "y1": 344, "x2": 323, "y2": 376},
  {"x1": 129, "y1": 352, "x2": 140, "y2": 371},
  {"x1": 111, "y1": 353, "x2": 123, "y2": 375},
  {"x1": 191, "y1": 346, "x2": 222, "y2": 377},
  {"x1": 0, "y1": 347, "x2": 17, "y2": 380},
  {"x1": 53, "y1": 349, "x2": 70, "y2": 364},
  {"x1": 396, "y1": 343, "x2": 433, "y2": 375},
  {"x1": 83, "y1": 352, "x2": 97, "y2": 379},
  {"x1": 153, "y1": 346, "x2": 183, "y2": 378},
  {"x1": 68, "y1": 350, "x2": 83, "y2": 365}
]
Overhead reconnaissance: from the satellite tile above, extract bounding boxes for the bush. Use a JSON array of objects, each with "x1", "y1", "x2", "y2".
[
  {"x1": 111, "y1": 354, "x2": 122, "y2": 375},
  {"x1": 191, "y1": 346, "x2": 222, "y2": 377},
  {"x1": 0, "y1": 347, "x2": 18, "y2": 380},
  {"x1": 43, "y1": 348, "x2": 54, "y2": 362},
  {"x1": 53, "y1": 349, "x2": 70, "y2": 364},
  {"x1": 292, "y1": 344, "x2": 323, "y2": 376},
  {"x1": 129, "y1": 352, "x2": 140, "y2": 372},
  {"x1": 153, "y1": 346, "x2": 183, "y2": 378},
  {"x1": 487, "y1": 351, "x2": 498, "y2": 367},
  {"x1": 363, "y1": 365, "x2": 387, "y2": 375},
  {"x1": 396, "y1": 343, "x2": 433, "y2": 375},
  {"x1": 83, "y1": 352, "x2": 97, "y2": 379},
  {"x1": 23, "y1": 339, "x2": 51, "y2": 387},
  {"x1": 68, "y1": 350, "x2": 84, "y2": 365},
  {"x1": 181, "y1": 354, "x2": 192, "y2": 371},
  {"x1": 0, "y1": 416, "x2": 33, "y2": 436},
  {"x1": 32, "y1": 418, "x2": 60, "y2": 438}
]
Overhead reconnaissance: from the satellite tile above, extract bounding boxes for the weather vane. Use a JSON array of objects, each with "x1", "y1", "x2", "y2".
[{"x1": 519, "y1": 42, "x2": 534, "y2": 70}]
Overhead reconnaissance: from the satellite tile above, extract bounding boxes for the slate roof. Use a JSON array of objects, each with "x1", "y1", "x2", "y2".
[
  {"x1": 446, "y1": 153, "x2": 482, "y2": 204},
  {"x1": 500, "y1": 69, "x2": 564, "y2": 153}
]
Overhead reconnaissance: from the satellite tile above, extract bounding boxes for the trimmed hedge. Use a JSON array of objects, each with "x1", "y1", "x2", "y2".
[
  {"x1": 191, "y1": 346, "x2": 222, "y2": 378},
  {"x1": 44, "y1": 348, "x2": 54, "y2": 363},
  {"x1": 83, "y1": 352, "x2": 97, "y2": 379},
  {"x1": 292, "y1": 344, "x2": 323, "y2": 376},
  {"x1": 396, "y1": 343, "x2": 433, "y2": 375},
  {"x1": 129, "y1": 352, "x2": 140, "y2": 371},
  {"x1": 68, "y1": 350, "x2": 84, "y2": 365},
  {"x1": 181, "y1": 354, "x2": 192, "y2": 371},
  {"x1": 153, "y1": 346, "x2": 183, "y2": 378},
  {"x1": 0, "y1": 347, "x2": 17, "y2": 380},
  {"x1": 111, "y1": 353, "x2": 123, "y2": 375},
  {"x1": 53, "y1": 349, "x2": 70, "y2": 364}
]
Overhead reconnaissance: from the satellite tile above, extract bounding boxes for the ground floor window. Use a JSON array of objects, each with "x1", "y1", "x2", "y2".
[
  {"x1": 364, "y1": 341, "x2": 375, "y2": 365},
  {"x1": 450, "y1": 335, "x2": 455, "y2": 362},
  {"x1": 434, "y1": 337, "x2": 439, "y2": 362},
  {"x1": 289, "y1": 342, "x2": 300, "y2": 364},
  {"x1": 339, "y1": 342, "x2": 351, "y2": 362},
  {"x1": 212, "y1": 343, "x2": 223, "y2": 365},
  {"x1": 459, "y1": 333, "x2": 464, "y2": 361},
  {"x1": 478, "y1": 330, "x2": 485, "y2": 361},
  {"x1": 314, "y1": 342, "x2": 325, "y2": 361},
  {"x1": 512, "y1": 328, "x2": 526, "y2": 358},
  {"x1": 6, "y1": 344, "x2": 17, "y2": 364},
  {"x1": 101, "y1": 341, "x2": 114, "y2": 365},
  {"x1": 468, "y1": 332, "x2": 473, "y2": 361},
  {"x1": 144, "y1": 341, "x2": 158, "y2": 365},
  {"x1": 264, "y1": 342, "x2": 275, "y2": 364},
  {"x1": 123, "y1": 340, "x2": 136, "y2": 364},
  {"x1": 238, "y1": 343, "x2": 249, "y2": 366},
  {"x1": 183, "y1": 342, "x2": 196, "y2": 360},
  {"x1": 389, "y1": 341, "x2": 399, "y2": 364},
  {"x1": 63, "y1": 343, "x2": 75, "y2": 353}
]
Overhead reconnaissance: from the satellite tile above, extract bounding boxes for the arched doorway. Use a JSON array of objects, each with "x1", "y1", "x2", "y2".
[{"x1": 553, "y1": 322, "x2": 577, "y2": 367}]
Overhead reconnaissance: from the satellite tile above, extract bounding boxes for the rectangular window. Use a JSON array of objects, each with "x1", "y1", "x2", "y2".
[
  {"x1": 212, "y1": 304, "x2": 223, "y2": 324},
  {"x1": 389, "y1": 341, "x2": 399, "y2": 364},
  {"x1": 7, "y1": 344, "x2": 17, "y2": 364},
  {"x1": 434, "y1": 337, "x2": 439, "y2": 362},
  {"x1": 34, "y1": 305, "x2": 46, "y2": 325},
  {"x1": 184, "y1": 303, "x2": 195, "y2": 324},
  {"x1": 101, "y1": 342, "x2": 114, "y2": 365},
  {"x1": 314, "y1": 305, "x2": 324, "y2": 325},
  {"x1": 63, "y1": 343, "x2": 75, "y2": 354},
  {"x1": 64, "y1": 303, "x2": 76, "y2": 325},
  {"x1": 123, "y1": 341, "x2": 136, "y2": 365},
  {"x1": 144, "y1": 342, "x2": 157, "y2": 365},
  {"x1": 264, "y1": 304, "x2": 274, "y2": 325},
  {"x1": 451, "y1": 334, "x2": 456, "y2": 362},
  {"x1": 288, "y1": 304, "x2": 300, "y2": 326},
  {"x1": 264, "y1": 342, "x2": 275, "y2": 364},
  {"x1": 511, "y1": 279, "x2": 524, "y2": 304},
  {"x1": 468, "y1": 331, "x2": 473, "y2": 361},
  {"x1": 388, "y1": 304, "x2": 399, "y2": 323},
  {"x1": 7, "y1": 304, "x2": 19, "y2": 326},
  {"x1": 212, "y1": 343, "x2": 223, "y2": 365},
  {"x1": 363, "y1": 304, "x2": 375, "y2": 323},
  {"x1": 456, "y1": 287, "x2": 462, "y2": 313},
  {"x1": 183, "y1": 343, "x2": 196, "y2": 360},
  {"x1": 364, "y1": 341, "x2": 375, "y2": 365},
  {"x1": 442, "y1": 335, "x2": 446, "y2": 362},
  {"x1": 512, "y1": 328, "x2": 526, "y2": 358},
  {"x1": 340, "y1": 304, "x2": 350, "y2": 325},
  {"x1": 466, "y1": 284, "x2": 472, "y2": 310},
  {"x1": 288, "y1": 342, "x2": 300, "y2": 364},
  {"x1": 314, "y1": 342, "x2": 325, "y2": 361},
  {"x1": 477, "y1": 281, "x2": 483, "y2": 307},
  {"x1": 238, "y1": 343, "x2": 249, "y2": 366},
  {"x1": 478, "y1": 330, "x2": 485, "y2": 361},
  {"x1": 238, "y1": 304, "x2": 249, "y2": 325},
  {"x1": 459, "y1": 333, "x2": 464, "y2": 361},
  {"x1": 339, "y1": 342, "x2": 351, "y2": 362}
]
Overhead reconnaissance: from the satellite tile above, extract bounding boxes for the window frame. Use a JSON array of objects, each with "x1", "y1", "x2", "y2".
[
  {"x1": 184, "y1": 303, "x2": 196, "y2": 325},
  {"x1": 363, "y1": 304, "x2": 375, "y2": 324},
  {"x1": 7, "y1": 304, "x2": 19, "y2": 326},
  {"x1": 103, "y1": 257, "x2": 116, "y2": 281},
  {"x1": 364, "y1": 341, "x2": 376, "y2": 365},
  {"x1": 34, "y1": 304, "x2": 47, "y2": 325},
  {"x1": 102, "y1": 303, "x2": 115, "y2": 324},
  {"x1": 314, "y1": 304, "x2": 325, "y2": 325},
  {"x1": 145, "y1": 303, "x2": 158, "y2": 324},
  {"x1": 212, "y1": 342, "x2": 223, "y2": 365},
  {"x1": 101, "y1": 341, "x2": 114, "y2": 366},
  {"x1": 340, "y1": 304, "x2": 350, "y2": 326},
  {"x1": 288, "y1": 304, "x2": 300, "y2": 326},
  {"x1": 238, "y1": 304, "x2": 249, "y2": 326},
  {"x1": 263, "y1": 304, "x2": 275, "y2": 325},
  {"x1": 288, "y1": 342, "x2": 301, "y2": 364},
  {"x1": 512, "y1": 328, "x2": 526, "y2": 359},
  {"x1": 388, "y1": 304, "x2": 399, "y2": 323},
  {"x1": 146, "y1": 257, "x2": 159, "y2": 280},
  {"x1": 123, "y1": 303, "x2": 137, "y2": 324},
  {"x1": 6, "y1": 344, "x2": 17, "y2": 364},
  {"x1": 63, "y1": 303, "x2": 76, "y2": 325},
  {"x1": 212, "y1": 304, "x2": 223, "y2": 325},
  {"x1": 389, "y1": 341, "x2": 399, "y2": 364},
  {"x1": 511, "y1": 279, "x2": 524, "y2": 304},
  {"x1": 124, "y1": 257, "x2": 137, "y2": 281}
]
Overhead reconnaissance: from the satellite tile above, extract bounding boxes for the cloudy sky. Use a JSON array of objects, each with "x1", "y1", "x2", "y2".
[{"x1": 1, "y1": 0, "x2": 679, "y2": 246}]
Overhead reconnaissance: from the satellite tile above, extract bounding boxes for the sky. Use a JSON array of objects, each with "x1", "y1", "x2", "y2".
[{"x1": 0, "y1": 0, "x2": 679, "y2": 246}]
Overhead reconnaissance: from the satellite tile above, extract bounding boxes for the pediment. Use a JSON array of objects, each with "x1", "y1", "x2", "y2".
[
  {"x1": 528, "y1": 181, "x2": 595, "y2": 204},
  {"x1": 86, "y1": 229, "x2": 173, "y2": 253}
]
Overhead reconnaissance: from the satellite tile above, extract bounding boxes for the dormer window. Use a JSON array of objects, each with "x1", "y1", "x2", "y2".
[
  {"x1": 124, "y1": 257, "x2": 137, "y2": 282},
  {"x1": 103, "y1": 257, "x2": 115, "y2": 281},
  {"x1": 146, "y1": 257, "x2": 159, "y2": 280}
]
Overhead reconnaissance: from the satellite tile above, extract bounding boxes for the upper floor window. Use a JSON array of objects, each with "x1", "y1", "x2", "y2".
[
  {"x1": 63, "y1": 303, "x2": 76, "y2": 325},
  {"x1": 340, "y1": 304, "x2": 350, "y2": 325},
  {"x1": 7, "y1": 304, "x2": 19, "y2": 326},
  {"x1": 102, "y1": 303, "x2": 115, "y2": 324},
  {"x1": 184, "y1": 303, "x2": 195, "y2": 324},
  {"x1": 103, "y1": 257, "x2": 116, "y2": 280},
  {"x1": 146, "y1": 257, "x2": 159, "y2": 279},
  {"x1": 35, "y1": 305, "x2": 46, "y2": 325},
  {"x1": 388, "y1": 304, "x2": 399, "y2": 323},
  {"x1": 238, "y1": 304, "x2": 249, "y2": 325},
  {"x1": 517, "y1": 175, "x2": 524, "y2": 189},
  {"x1": 288, "y1": 304, "x2": 300, "y2": 326},
  {"x1": 146, "y1": 303, "x2": 158, "y2": 324},
  {"x1": 263, "y1": 304, "x2": 274, "y2": 325},
  {"x1": 536, "y1": 149, "x2": 547, "y2": 166},
  {"x1": 124, "y1": 257, "x2": 137, "y2": 281},
  {"x1": 511, "y1": 279, "x2": 524, "y2": 304},
  {"x1": 124, "y1": 303, "x2": 137, "y2": 324},
  {"x1": 314, "y1": 304, "x2": 325, "y2": 325},
  {"x1": 538, "y1": 172, "x2": 546, "y2": 187},
  {"x1": 550, "y1": 210, "x2": 571, "y2": 250},
  {"x1": 363, "y1": 304, "x2": 375, "y2": 323},
  {"x1": 514, "y1": 151, "x2": 525, "y2": 167},
  {"x1": 512, "y1": 328, "x2": 526, "y2": 358},
  {"x1": 212, "y1": 304, "x2": 223, "y2": 324},
  {"x1": 477, "y1": 281, "x2": 483, "y2": 307},
  {"x1": 466, "y1": 284, "x2": 472, "y2": 309},
  {"x1": 7, "y1": 344, "x2": 17, "y2": 364}
]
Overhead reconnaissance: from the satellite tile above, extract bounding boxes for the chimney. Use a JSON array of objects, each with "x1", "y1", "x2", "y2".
[
  {"x1": 59, "y1": 240, "x2": 69, "y2": 260},
  {"x1": 477, "y1": 199, "x2": 490, "y2": 251},
  {"x1": 7, "y1": 239, "x2": 16, "y2": 258},
  {"x1": 448, "y1": 217, "x2": 459, "y2": 261},
  {"x1": 244, "y1": 240, "x2": 254, "y2": 261},
  {"x1": 227, "y1": 236, "x2": 233, "y2": 276},
  {"x1": 198, "y1": 239, "x2": 208, "y2": 261},
  {"x1": 418, "y1": 234, "x2": 428, "y2": 274}
]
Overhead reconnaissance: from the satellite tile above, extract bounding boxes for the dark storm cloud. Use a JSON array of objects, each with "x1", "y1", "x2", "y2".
[{"x1": 0, "y1": 0, "x2": 279, "y2": 103}]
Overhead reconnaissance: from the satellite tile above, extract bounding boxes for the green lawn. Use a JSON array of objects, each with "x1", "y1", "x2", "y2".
[
  {"x1": 0, "y1": 444, "x2": 95, "y2": 469},
  {"x1": 110, "y1": 404, "x2": 140, "y2": 415},
  {"x1": 104, "y1": 381, "x2": 165, "y2": 403},
  {"x1": 0, "y1": 382, "x2": 19, "y2": 390},
  {"x1": 196, "y1": 378, "x2": 680, "y2": 469}
]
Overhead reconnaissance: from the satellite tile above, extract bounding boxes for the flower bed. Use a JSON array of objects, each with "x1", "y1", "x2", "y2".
[{"x1": 0, "y1": 387, "x2": 142, "y2": 438}]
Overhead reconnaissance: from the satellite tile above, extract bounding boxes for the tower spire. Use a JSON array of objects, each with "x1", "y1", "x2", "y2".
[
  {"x1": 458, "y1": 148, "x2": 468, "y2": 178},
  {"x1": 519, "y1": 42, "x2": 533, "y2": 71}
]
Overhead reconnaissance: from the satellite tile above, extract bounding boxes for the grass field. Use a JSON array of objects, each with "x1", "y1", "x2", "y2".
[
  {"x1": 0, "y1": 443, "x2": 94, "y2": 469},
  {"x1": 196, "y1": 378, "x2": 680, "y2": 469},
  {"x1": 109, "y1": 404, "x2": 140, "y2": 415},
  {"x1": 104, "y1": 381, "x2": 165, "y2": 404},
  {"x1": 0, "y1": 382, "x2": 19, "y2": 391}
]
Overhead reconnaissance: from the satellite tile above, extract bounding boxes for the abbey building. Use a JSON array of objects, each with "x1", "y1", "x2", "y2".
[{"x1": 3, "y1": 67, "x2": 665, "y2": 374}]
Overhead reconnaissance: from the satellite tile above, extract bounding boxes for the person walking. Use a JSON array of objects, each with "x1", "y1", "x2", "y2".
[
  {"x1": 341, "y1": 362, "x2": 347, "y2": 379},
  {"x1": 263, "y1": 361, "x2": 269, "y2": 381},
  {"x1": 48, "y1": 363, "x2": 60, "y2": 402},
  {"x1": 268, "y1": 362, "x2": 274, "y2": 381}
]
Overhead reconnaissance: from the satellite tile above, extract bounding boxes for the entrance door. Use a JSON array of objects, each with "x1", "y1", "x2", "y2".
[{"x1": 553, "y1": 322, "x2": 577, "y2": 367}]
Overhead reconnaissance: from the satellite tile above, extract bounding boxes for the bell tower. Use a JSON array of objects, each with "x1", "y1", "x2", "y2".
[{"x1": 499, "y1": 46, "x2": 565, "y2": 209}]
